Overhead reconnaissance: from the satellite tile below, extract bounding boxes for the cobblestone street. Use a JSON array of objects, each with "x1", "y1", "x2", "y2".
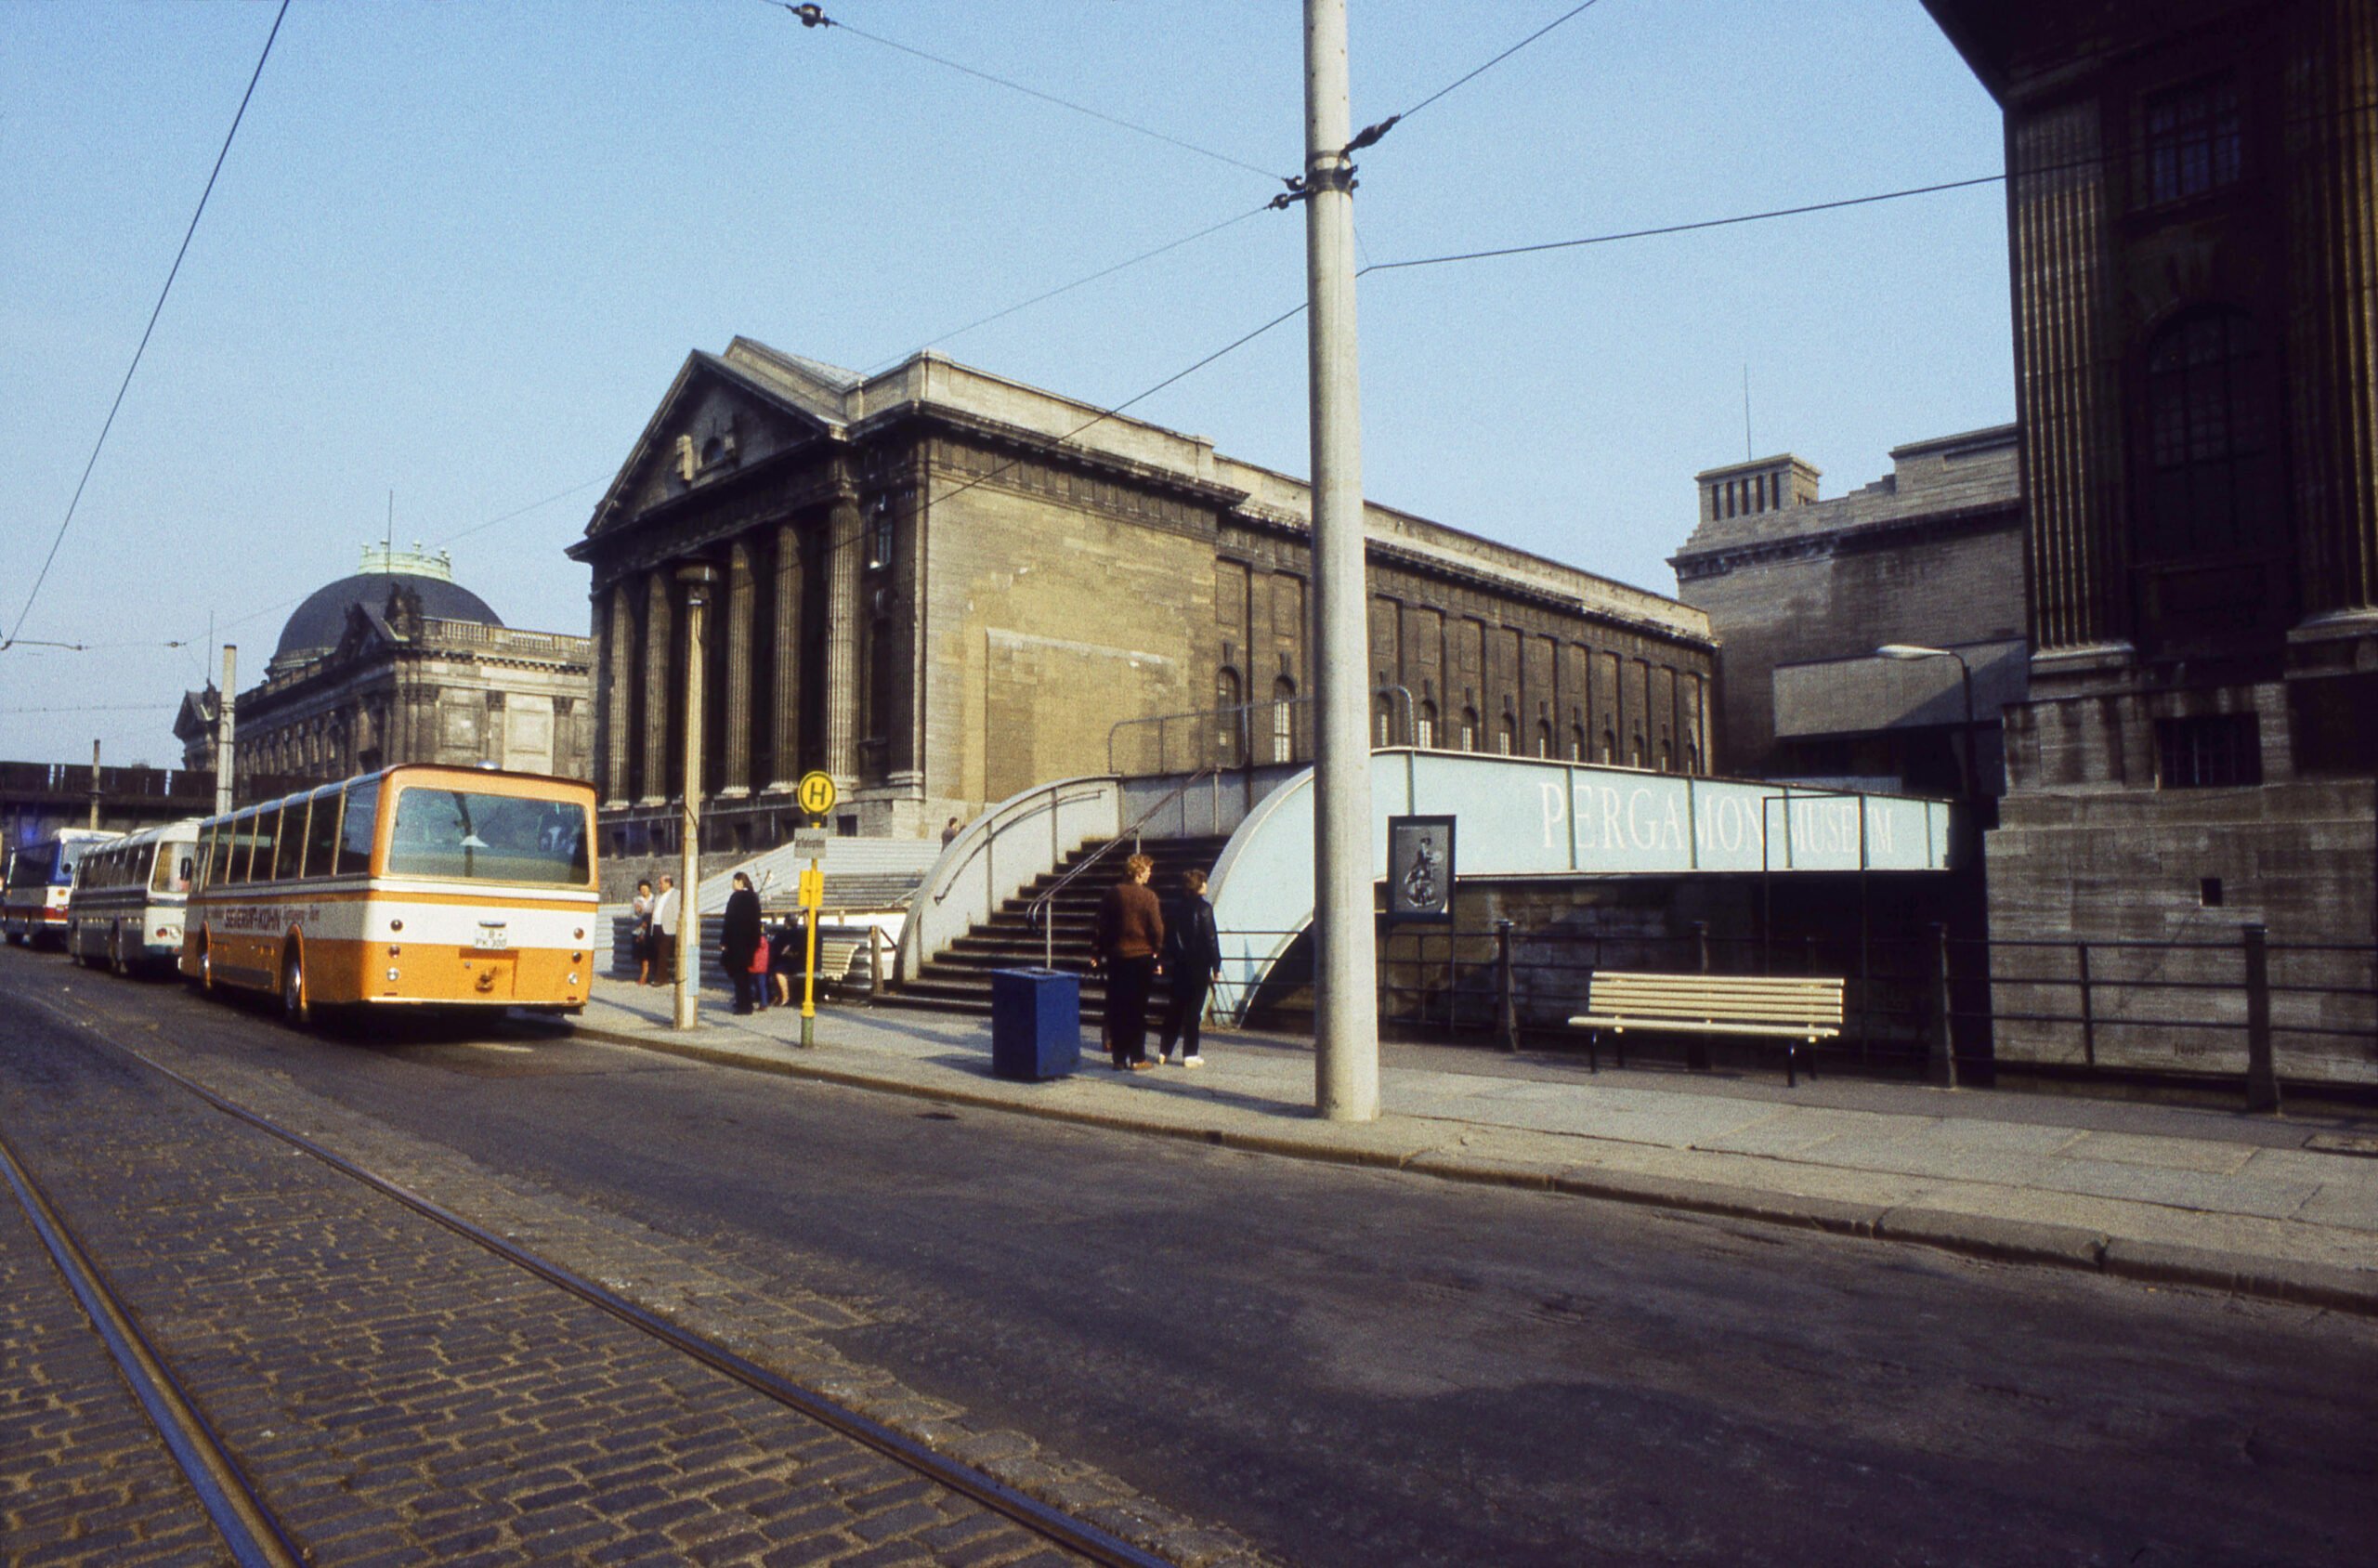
[{"x1": 0, "y1": 988, "x2": 1095, "y2": 1567}]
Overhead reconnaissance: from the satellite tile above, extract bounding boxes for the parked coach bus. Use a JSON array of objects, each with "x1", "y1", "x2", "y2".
[
  {"x1": 180, "y1": 764, "x2": 599, "y2": 1025},
  {"x1": 67, "y1": 818, "x2": 202, "y2": 974},
  {"x1": 4, "y1": 828, "x2": 122, "y2": 947}
]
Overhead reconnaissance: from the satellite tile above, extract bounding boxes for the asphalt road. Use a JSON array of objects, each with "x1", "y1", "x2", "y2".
[{"x1": 7, "y1": 947, "x2": 2376, "y2": 1567}]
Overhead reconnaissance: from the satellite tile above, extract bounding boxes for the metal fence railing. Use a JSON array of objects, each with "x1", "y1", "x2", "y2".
[{"x1": 1214, "y1": 918, "x2": 2377, "y2": 1110}]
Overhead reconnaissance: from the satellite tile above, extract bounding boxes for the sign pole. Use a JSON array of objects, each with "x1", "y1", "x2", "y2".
[{"x1": 793, "y1": 770, "x2": 837, "y2": 1050}]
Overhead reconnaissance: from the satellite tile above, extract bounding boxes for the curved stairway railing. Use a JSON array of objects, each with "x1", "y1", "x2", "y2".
[
  {"x1": 1026, "y1": 766, "x2": 1223, "y2": 969},
  {"x1": 896, "y1": 777, "x2": 1122, "y2": 984}
]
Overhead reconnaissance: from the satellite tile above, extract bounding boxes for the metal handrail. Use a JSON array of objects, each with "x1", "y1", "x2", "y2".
[
  {"x1": 1105, "y1": 685, "x2": 1415, "y2": 776},
  {"x1": 929, "y1": 784, "x2": 1113, "y2": 907},
  {"x1": 1028, "y1": 765, "x2": 1223, "y2": 968}
]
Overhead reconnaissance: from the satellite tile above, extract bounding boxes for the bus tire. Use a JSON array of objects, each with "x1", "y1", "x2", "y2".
[
  {"x1": 197, "y1": 936, "x2": 215, "y2": 994},
  {"x1": 281, "y1": 946, "x2": 310, "y2": 1028}
]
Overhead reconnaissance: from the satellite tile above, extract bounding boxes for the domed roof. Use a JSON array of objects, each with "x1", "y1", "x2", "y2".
[{"x1": 274, "y1": 546, "x2": 503, "y2": 664}]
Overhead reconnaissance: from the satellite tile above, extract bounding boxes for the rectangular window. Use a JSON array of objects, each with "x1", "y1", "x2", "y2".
[
  {"x1": 2156, "y1": 713, "x2": 2262, "y2": 789},
  {"x1": 2144, "y1": 75, "x2": 2241, "y2": 204},
  {"x1": 385, "y1": 787, "x2": 592, "y2": 885},
  {"x1": 248, "y1": 808, "x2": 281, "y2": 882},
  {"x1": 303, "y1": 789, "x2": 342, "y2": 878},
  {"x1": 195, "y1": 825, "x2": 220, "y2": 891},
  {"x1": 226, "y1": 816, "x2": 258, "y2": 884},
  {"x1": 154, "y1": 841, "x2": 193, "y2": 895},
  {"x1": 273, "y1": 801, "x2": 307, "y2": 881},
  {"x1": 338, "y1": 780, "x2": 380, "y2": 875}
]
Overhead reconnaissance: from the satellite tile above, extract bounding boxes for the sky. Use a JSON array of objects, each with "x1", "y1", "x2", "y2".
[{"x1": 0, "y1": 0, "x2": 2012, "y2": 768}]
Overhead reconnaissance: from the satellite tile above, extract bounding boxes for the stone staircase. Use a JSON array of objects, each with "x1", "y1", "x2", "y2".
[{"x1": 884, "y1": 835, "x2": 1232, "y2": 1026}]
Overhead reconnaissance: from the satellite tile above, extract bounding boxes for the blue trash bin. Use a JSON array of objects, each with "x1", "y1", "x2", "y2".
[{"x1": 989, "y1": 969, "x2": 1081, "y2": 1081}]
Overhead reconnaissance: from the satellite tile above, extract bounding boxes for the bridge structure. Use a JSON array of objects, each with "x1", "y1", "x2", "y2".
[{"x1": 904, "y1": 750, "x2": 1959, "y2": 1026}]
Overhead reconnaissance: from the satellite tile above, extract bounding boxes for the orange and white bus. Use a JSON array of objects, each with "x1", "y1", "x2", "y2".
[
  {"x1": 4, "y1": 828, "x2": 122, "y2": 947},
  {"x1": 179, "y1": 764, "x2": 599, "y2": 1025}
]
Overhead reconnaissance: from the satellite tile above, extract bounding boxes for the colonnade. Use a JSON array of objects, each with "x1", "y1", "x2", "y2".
[{"x1": 593, "y1": 494, "x2": 867, "y2": 808}]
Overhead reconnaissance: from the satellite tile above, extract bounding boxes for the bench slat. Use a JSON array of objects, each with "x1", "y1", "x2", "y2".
[{"x1": 1567, "y1": 1014, "x2": 1841, "y2": 1039}]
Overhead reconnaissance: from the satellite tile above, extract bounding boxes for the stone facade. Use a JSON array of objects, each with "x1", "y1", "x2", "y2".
[
  {"x1": 176, "y1": 548, "x2": 593, "y2": 802},
  {"x1": 1670, "y1": 426, "x2": 2026, "y2": 795},
  {"x1": 1927, "y1": 0, "x2": 2378, "y2": 1084},
  {"x1": 568, "y1": 340, "x2": 1717, "y2": 851}
]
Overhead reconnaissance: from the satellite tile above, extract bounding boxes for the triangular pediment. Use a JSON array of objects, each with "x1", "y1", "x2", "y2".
[{"x1": 581, "y1": 347, "x2": 847, "y2": 542}]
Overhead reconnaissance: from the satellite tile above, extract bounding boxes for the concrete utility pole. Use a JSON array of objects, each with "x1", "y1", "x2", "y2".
[
  {"x1": 87, "y1": 741, "x2": 100, "y2": 830},
  {"x1": 675, "y1": 564, "x2": 720, "y2": 1031},
  {"x1": 1303, "y1": 0, "x2": 1380, "y2": 1122},
  {"x1": 215, "y1": 645, "x2": 237, "y2": 816}
]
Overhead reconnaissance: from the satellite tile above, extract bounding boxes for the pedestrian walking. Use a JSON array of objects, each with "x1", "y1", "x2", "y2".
[
  {"x1": 941, "y1": 815, "x2": 962, "y2": 846},
  {"x1": 649, "y1": 874, "x2": 679, "y2": 988},
  {"x1": 1157, "y1": 867, "x2": 1222, "y2": 1066},
  {"x1": 631, "y1": 879, "x2": 655, "y2": 985},
  {"x1": 1090, "y1": 853, "x2": 1163, "y2": 1071},
  {"x1": 722, "y1": 872, "x2": 764, "y2": 1016}
]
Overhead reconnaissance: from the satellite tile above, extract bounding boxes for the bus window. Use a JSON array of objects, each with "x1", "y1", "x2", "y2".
[
  {"x1": 273, "y1": 800, "x2": 307, "y2": 881},
  {"x1": 337, "y1": 781, "x2": 379, "y2": 875},
  {"x1": 228, "y1": 814, "x2": 260, "y2": 883},
  {"x1": 303, "y1": 789, "x2": 341, "y2": 878},
  {"x1": 386, "y1": 787, "x2": 591, "y2": 885},
  {"x1": 155, "y1": 843, "x2": 192, "y2": 895},
  {"x1": 135, "y1": 843, "x2": 156, "y2": 889}
]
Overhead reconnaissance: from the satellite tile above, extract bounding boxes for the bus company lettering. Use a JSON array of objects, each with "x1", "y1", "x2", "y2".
[{"x1": 217, "y1": 903, "x2": 325, "y2": 933}]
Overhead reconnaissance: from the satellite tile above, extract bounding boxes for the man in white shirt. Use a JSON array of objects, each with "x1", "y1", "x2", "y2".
[{"x1": 649, "y1": 874, "x2": 679, "y2": 987}]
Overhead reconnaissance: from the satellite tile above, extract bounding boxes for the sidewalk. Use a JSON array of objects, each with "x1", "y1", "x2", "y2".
[{"x1": 570, "y1": 977, "x2": 2378, "y2": 1315}]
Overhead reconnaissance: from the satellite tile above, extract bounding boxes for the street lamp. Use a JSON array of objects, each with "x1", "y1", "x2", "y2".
[{"x1": 1876, "y1": 643, "x2": 1978, "y2": 806}]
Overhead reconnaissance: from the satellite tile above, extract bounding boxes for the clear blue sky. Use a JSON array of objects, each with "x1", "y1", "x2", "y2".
[{"x1": 0, "y1": 0, "x2": 2010, "y2": 767}]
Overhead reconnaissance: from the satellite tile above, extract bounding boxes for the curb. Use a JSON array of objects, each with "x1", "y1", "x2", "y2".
[{"x1": 570, "y1": 1022, "x2": 2378, "y2": 1320}]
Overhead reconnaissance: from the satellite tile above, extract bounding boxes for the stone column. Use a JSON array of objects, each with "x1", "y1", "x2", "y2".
[
  {"x1": 823, "y1": 493, "x2": 863, "y2": 787},
  {"x1": 640, "y1": 570, "x2": 672, "y2": 805},
  {"x1": 2286, "y1": 1, "x2": 2378, "y2": 620},
  {"x1": 767, "y1": 519, "x2": 804, "y2": 790},
  {"x1": 721, "y1": 541, "x2": 755, "y2": 796},
  {"x1": 2008, "y1": 98, "x2": 2126, "y2": 653},
  {"x1": 602, "y1": 581, "x2": 634, "y2": 805}
]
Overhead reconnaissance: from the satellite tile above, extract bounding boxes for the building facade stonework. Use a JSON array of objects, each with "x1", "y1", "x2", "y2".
[
  {"x1": 176, "y1": 547, "x2": 593, "y2": 801},
  {"x1": 1928, "y1": 0, "x2": 2378, "y2": 1084},
  {"x1": 568, "y1": 340, "x2": 1717, "y2": 853},
  {"x1": 1672, "y1": 426, "x2": 2026, "y2": 796}
]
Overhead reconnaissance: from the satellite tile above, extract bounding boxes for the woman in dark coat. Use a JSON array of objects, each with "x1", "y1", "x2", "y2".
[
  {"x1": 1089, "y1": 854, "x2": 1163, "y2": 1071},
  {"x1": 721, "y1": 871, "x2": 764, "y2": 1015},
  {"x1": 1157, "y1": 867, "x2": 1222, "y2": 1066}
]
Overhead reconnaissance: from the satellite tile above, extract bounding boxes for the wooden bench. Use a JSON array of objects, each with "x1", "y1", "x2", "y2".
[{"x1": 1568, "y1": 972, "x2": 1845, "y2": 1086}]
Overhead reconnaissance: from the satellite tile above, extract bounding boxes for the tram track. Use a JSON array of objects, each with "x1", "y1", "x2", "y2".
[{"x1": 0, "y1": 1000, "x2": 1182, "y2": 1568}]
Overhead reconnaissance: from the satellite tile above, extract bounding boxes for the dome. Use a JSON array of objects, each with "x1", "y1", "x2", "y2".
[{"x1": 273, "y1": 546, "x2": 503, "y2": 665}]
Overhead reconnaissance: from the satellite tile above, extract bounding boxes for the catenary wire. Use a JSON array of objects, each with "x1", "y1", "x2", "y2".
[
  {"x1": 861, "y1": 201, "x2": 1276, "y2": 376},
  {"x1": 1392, "y1": 0, "x2": 1606, "y2": 129},
  {"x1": 3, "y1": 0, "x2": 290, "y2": 658},
  {"x1": 767, "y1": 2, "x2": 1285, "y2": 181}
]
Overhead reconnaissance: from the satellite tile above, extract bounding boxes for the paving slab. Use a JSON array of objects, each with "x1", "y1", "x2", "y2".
[{"x1": 569, "y1": 979, "x2": 2378, "y2": 1315}]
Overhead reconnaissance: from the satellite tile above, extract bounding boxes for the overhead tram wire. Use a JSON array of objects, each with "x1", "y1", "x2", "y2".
[
  {"x1": 860, "y1": 201, "x2": 1277, "y2": 377},
  {"x1": 768, "y1": 2, "x2": 1287, "y2": 184},
  {"x1": 1329, "y1": 0, "x2": 1609, "y2": 163},
  {"x1": 2, "y1": 0, "x2": 290, "y2": 657}
]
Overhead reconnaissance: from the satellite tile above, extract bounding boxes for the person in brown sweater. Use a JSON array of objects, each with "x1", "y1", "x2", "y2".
[{"x1": 1090, "y1": 853, "x2": 1164, "y2": 1070}]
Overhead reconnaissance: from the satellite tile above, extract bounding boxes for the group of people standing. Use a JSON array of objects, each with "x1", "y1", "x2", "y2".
[
  {"x1": 630, "y1": 875, "x2": 678, "y2": 986},
  {"x1": 1089, "y1": 854, "x2": 1223, "y2": 1072},
  {"x1": 634, "y1": 871, "x2": 804, "y2": 1015}
]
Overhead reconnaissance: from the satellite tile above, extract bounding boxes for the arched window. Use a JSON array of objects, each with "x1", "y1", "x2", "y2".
[
  {"x1": 1418, "y1": 701, "x2": 1437, "y2": 750},
  {"x1": 1629, "y1": 733, "x2": 1646, "y2": 768},
  {"x1": 1460, "y1": 707, "x2": 1479, "y2": 751},
  {"x1": 1684, "y1": 741, "x2": 1700, "y2": 775},
  {"x1": 1600, "y1": 727, "x2": 1616, "y2": 764},
  {"x1": 1659, "y1": 740, "x2": 1674, "y2": 773},
  {"x1": 1535, "y1": 722, "x2": 1552, "y2": 759},
  {"x1": 1272, "y1": 676, "x2": 1297, "y2": 763},
  {"x1": 1569, "y1": 725, "x2": 1585, "y2": 762},
  {"x1": 2143, "y1": 307, "x2": 2270, "y2": 564}
]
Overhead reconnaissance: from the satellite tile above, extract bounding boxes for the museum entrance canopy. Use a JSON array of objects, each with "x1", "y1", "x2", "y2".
[{"x1": 1205, "y1": 749, "x2": 1957, "y2": 1026}]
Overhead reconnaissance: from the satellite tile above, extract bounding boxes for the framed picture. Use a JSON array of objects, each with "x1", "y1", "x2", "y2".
[{"x1": 1386, "y1": 815, "x2": 1456, "y2": 924}]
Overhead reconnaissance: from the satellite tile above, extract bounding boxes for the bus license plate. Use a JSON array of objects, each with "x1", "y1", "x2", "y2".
[{"x1": 473, "y1": 930, "x2": 510, "y2": 951}]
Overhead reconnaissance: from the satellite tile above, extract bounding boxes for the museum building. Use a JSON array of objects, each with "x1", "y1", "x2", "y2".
[
  {"x1": 175, "y1": 545, "x2": 594, "y2": 800},
  {"x1": 568, "y1": 339, "x2": 1718, "y2": 853}
]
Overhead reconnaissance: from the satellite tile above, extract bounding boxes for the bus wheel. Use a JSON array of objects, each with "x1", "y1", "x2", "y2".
[
  {"x1": 198, "y1": 939, "x2": 215, "y2": 994},
  {"x1": 109, "y1": 925, "x2": 130, "y2": 977},
  {"x1": 281, "y1": 947, "x2": 309, "y2": 1028}
]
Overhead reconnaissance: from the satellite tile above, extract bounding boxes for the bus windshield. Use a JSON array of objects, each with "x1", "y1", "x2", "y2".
[
  {"x1": 385, "y1": 788, "x2": 591, "y2": 886},
  {"x1": 4, "y1": 847, "x2": 50, "y2": 890}
]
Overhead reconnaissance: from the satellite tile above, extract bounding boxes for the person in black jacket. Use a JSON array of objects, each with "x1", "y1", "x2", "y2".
[
  {"x1": 721, "y1": 872, "x2": 764, "y2": 1015},
  {"x1": 1157, "y1": 868, "x2": 1222, "y2": 1066}
]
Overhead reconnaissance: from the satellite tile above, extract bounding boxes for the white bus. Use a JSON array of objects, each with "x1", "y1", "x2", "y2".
[
  {"x1": 3, "y1": 828, "x2": 122, "y2": 947},
  {"x1": 67, "y1": 818, "x2": 203, "y2": 974}
]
